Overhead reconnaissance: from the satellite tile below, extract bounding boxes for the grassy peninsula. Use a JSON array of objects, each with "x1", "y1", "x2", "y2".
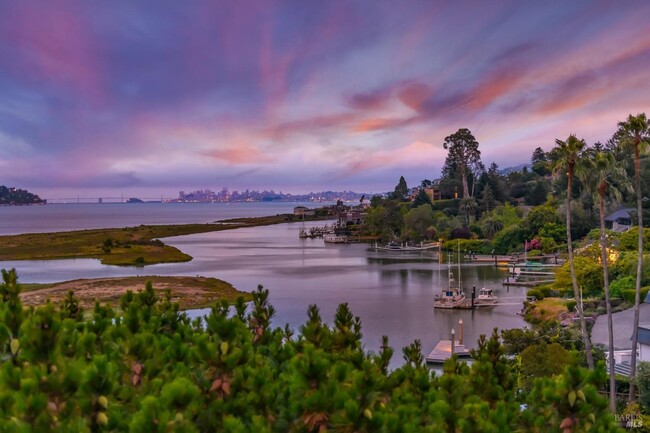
[
  {"x1": 19, "y1": 275, "x2": 251, "y2": 311},
  {"x1": 0, "y1": 214, "x2": 311, "y2": 266}
]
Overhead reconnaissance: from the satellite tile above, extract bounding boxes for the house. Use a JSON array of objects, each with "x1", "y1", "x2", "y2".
[
  {"x1": 604, "y1": 208, "x2": 634, "y2": 232},
  {"x1": 639, "y1": 323, "x2": 650, "y2": 362},
  {"x1": 293, "y1": 206, "x2": 315, "y2": 217},
  {"x1": 338, "y1": 209, "x2": 366, "y2": 226}
]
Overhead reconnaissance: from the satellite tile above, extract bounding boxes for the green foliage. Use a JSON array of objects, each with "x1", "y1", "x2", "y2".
[
  {"x1": 0, "y1": 269, "x2": 621, "y2": 432},
  {"x1": 619, "y1": 227, "x2": 650, "y2": 251},
  {"x1": 442, "y1": 128, "x2": 483, "y2": 198},
  {"x1": 403, "y1": 204, "x2": 434, "y2": 241},
  {"x1": 0, "y1": 185, "x2": 46, "y2": 205},
  {"x1": 538, "y1": 222, "x2": 567, "y2": 243},
  {"x1": 430, "y1": 198, "x2": 460, "y2": 213},
  {"x1": 638, "y1": 362, "x2": 650, "y2": 410},
  {"x1": 520, "y1": 342, "x2": 571, "y2": 391},
  {"x1": 523, "y1": 204, "x2": 561, "y2": 238},
  {"x1": 391, "y1": 176, "x2": 408, "y2": 200},
  {"x1": 441, "y1": 239, "x2": 489, "y2": 254},
  {"x1": 609, "y1": 276, "x2": 635, "y2": 299},
  {"x1": 491, "y1": 225, "x2": 524, "y2": 254},
  {"x1": 527, "y1": 288, "x2": 545, "y2": 300},
  {"x1": 611, "y1": 252, "x2": 650, "y2": 286},
  {"x1": 539, "y1": 236, "x2": 558, "y2": 253},
  {"x1": 480, "y1": 215, "x2": 503, "y2": 240},
  {"x1": 621, "y1": 287, "x2": 650, "y2": 304},
  {"x1": 554, "y1": 256, "x2": 604, "y2": 296},
  {"x1": 410, "y1": 189, "x2": 432, "y2": 209},
  {"x1": 524, "y1": 179, "x2": 550, "y2": 206}
]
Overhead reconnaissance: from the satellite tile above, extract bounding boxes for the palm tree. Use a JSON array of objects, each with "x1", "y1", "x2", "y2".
[
  {"x1": 481, "y1": 215, "x2": 503, "y2": 240},
  {"x1": 549, "y1": 135, "x2": 594, "y2": 369},
  {"x1": 582, "y1": 149, "x2": 629, "y2": 411},
  {"x1": 459, "y1": 196, "x2": 478, "y2": 227},
  {"x1": 615, "y1": 113, "x2": 650, "y2": 402}
]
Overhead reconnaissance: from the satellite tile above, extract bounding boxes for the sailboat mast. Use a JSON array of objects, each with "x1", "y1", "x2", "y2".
[{"x1": 457, "y1": 240, "x2": 461, "y2": 289}]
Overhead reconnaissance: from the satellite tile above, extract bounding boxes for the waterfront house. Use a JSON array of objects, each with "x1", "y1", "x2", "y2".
[
  {"x1": 604, "y1": 208, "x2": 634, "y2": 232},
  {"x1": 337, "y1": 209, "x2": 366, "y2": 226}
]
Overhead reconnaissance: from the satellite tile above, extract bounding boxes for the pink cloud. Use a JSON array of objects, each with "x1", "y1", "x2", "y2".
[
  {"x1": 1, "y1": 4, "x2": 106, "y2": 103},
  {"x1": 203, "y1": 142, "x2": 274, "y2": 164}
]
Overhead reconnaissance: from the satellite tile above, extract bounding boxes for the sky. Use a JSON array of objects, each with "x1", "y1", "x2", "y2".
[{"x1": 1, "y1": 0, "x2": 649, "y2": 199}]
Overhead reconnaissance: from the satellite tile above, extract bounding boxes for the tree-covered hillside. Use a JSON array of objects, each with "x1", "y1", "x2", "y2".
[{"x1": 0, "y1": 186, "x2": 45, "y2": 205}]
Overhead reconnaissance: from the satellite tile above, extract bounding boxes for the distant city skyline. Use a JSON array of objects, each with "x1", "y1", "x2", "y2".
[{"x1": 1, "y1": 1, "x2": 649, "y2": 198}]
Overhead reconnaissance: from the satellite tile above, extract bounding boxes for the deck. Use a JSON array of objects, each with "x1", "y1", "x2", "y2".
[{"x1": 425, "y1": 339, "x2": 471, "y2": 363}]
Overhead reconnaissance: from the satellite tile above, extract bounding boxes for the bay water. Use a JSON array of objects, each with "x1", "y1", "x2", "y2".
[{"x1": 0, "y1": 203, "x2": 527, "y2": 365}]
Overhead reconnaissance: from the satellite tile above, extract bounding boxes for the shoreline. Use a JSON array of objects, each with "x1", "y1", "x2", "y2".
[
  {"x1": 19, "y1": 275, "x2": 252, "y2": 311},
  {"x1": 0, "y1": 213, "x2": 331, "y2": 266}
]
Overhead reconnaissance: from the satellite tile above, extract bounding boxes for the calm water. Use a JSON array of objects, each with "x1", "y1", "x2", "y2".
[
  {"x1": 0, "y1": 204, "x2": 527, "y2": 365},
  {"x1": 0, "y1": 202, "x2": 322, "y2": 235}
]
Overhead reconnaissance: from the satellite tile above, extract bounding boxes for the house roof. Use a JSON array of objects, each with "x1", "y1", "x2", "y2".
[
  {"x1": 639, "y1": 324, "x2": 650, "y2": 346},
  {"x1": 604, "y1": 208, "x2": 634, "y2": 222}
]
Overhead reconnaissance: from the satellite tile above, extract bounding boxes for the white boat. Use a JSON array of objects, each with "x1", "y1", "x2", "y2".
[
  {"x1": 434, "y1": 287, "x2": 470, "y2": 309},
  {"x1": 475, "y1": 287, "x2": 498, "y2": 306},
  {"x1": 374, "y1": 241, "x2": 440, "y2": 252},
  {"x1": 434, "y1": 241, "x2": 473, "y2": 309},
  {"x1": 324, "y1": 233, "x2": 348, "y2": 243}
]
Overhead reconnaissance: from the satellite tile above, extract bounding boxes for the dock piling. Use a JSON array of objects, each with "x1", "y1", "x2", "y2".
[
  {"x1": 458, "y1": 319, "x2": 463, "y2": 346},
  {"x1": 451, "y1": 329, "x2": 455, "y2": 355}
]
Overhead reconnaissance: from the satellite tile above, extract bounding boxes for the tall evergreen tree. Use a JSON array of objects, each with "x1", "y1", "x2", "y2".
[
  {"x1": 442, "y1": 129, "x2": 483, "y2": 198},
  {"x1": 480, "y1": 185, "x2": 498, "y2": 213},
  {"x1": 392, "y1": 176, "x2": 409, "y2": 200}
]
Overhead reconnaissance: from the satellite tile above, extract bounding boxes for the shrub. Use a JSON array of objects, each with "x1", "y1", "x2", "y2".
[
  {"x1": 492, "y1": 224, "x2": 524, "y2": 254},
  {"x1": 553, "y1": 256, "x2": 603, "y2": 297},
  {"x1": 442, "y1": 239, "x2": 489, "y2": 253},
  {"x1": 610, "y1": 276, "x2": 635, "y2": 299},
  {"x1": 527, "y1": 289, "x2": 545, "y2": 300},
  {"x1": 539, "y1": 237, "x2": 557, "y2": 254},
  {"x1": 621, "y1": 287, "x2": 650, "y2": 304},
  {"x1": 527, "y1": 249, "x2": 542, "y2": 257},
  {"x1": 618, "y1": 227, "x2": 650, "y2": 251},
  {"x1": 565, "y1": 300, "x2": 577, "y2": 311},
  {"x1": 450, "y1": 227, "x2": 471, "y2": 239}
]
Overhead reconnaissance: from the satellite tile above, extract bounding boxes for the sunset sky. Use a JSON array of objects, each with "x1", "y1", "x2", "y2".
[{"x1": 1, "y1": 0, "x2": 649, "y2": 199}]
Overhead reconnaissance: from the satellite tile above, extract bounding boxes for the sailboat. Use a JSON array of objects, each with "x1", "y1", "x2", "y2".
[{"x1": 434, "y1": 241, "x2": 471, "y2": 309}]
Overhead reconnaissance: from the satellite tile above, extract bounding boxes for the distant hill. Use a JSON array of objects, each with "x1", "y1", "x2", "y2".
[
  {"x1": 0, "y1": 186, "x2": 46, "y2": 205},
  {"x1": 498, "y1": 163, "x2": 529, "y2": 175}
]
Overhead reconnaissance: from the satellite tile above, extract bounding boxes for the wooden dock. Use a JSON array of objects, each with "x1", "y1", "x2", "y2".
[
  {"x1": 425, "y1": 339, "x2": 471, "y2": 363},
  {"x1": 425, "y1": 319, "x2": 472, "y2": 364},
  {"x1": 502, "y1": 279, "x2": 554, "y2": 287}
]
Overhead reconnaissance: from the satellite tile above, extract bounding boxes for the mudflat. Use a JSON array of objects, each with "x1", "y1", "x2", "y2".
[{"x1": 20, "y1": 275, "x2": 251, "y2": 310}]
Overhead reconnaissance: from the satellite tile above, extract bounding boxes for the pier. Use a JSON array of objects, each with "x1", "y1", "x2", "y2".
[{"x1": 426, "y1": 320, "x2": 471, "y2": 363}]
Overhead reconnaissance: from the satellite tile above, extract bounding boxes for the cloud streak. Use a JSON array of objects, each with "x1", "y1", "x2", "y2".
[{"x1": 0, "y1": 0, "x2": 649, "y2": 196}]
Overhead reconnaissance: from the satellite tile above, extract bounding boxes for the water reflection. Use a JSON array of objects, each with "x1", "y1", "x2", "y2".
[{"x1": 1, "y1": 222, "x2": 527, "y2": 367}]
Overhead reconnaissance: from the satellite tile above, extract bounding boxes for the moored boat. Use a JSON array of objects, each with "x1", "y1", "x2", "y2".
[
  {"x1": 475, "y1": 287, "x2": 498, "y2": 306},
  {"x1": 324, "y1": 233, "x2": 348, "y2": 243}
]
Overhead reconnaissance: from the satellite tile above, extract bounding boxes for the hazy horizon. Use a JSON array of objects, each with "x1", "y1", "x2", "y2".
[{"x1": 2, "y1": 1, "x2": 649, "y2": 198}]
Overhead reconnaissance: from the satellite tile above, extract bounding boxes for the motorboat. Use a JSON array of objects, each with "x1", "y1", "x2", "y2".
[
  {"x1": 324, "y1": 233, "x2": 348, "y2": 243},
  {"x1": 475, "y1": 287, "x2": 498, "y2": 306}
]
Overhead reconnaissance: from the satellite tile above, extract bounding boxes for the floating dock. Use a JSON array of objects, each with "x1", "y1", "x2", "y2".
[
  {"x1": 425, "y1": 339, "x2": 471, "y2": 363},
  {"x1": 426, "y1": 319, "x2": 472, "y2": 364}
]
